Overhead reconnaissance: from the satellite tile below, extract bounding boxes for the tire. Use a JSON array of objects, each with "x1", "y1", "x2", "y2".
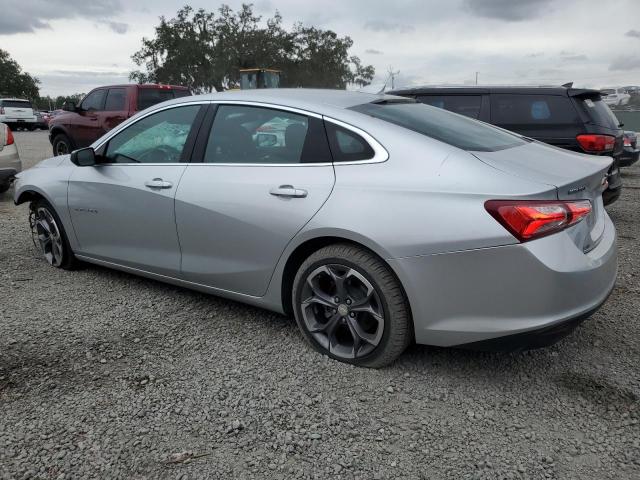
[
  {"x1": 292, "y1": 243, "x2": 412, "y2": 368},
  {"x1": 0, "y1": 182, "x2": 9, "y2": 194},
  {"x1": 52, "y1": 133, "x2": 73, "y2": 156},
  {"x1": 30, "y1": 199, "x2": 78, "y2": 270},
  {"x1": 27, "y1": 124, "x2": 35, "y2": 131}
]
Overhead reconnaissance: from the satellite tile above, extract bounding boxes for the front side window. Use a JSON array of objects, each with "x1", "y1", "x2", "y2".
[
  {"x1": 351, "y1": 101, "x2": 525, "y2": 152},
  {"x1": 104, "y1": 105, "x2": 200, "y2": 163},
  {"x1": 204, "y1": 105, "x2": 312, "y2": 164},
  {"x1": 417, "y1": 95, "x2": 483, "y2": 119},
  {"x1": 490, "y1": 94, "x2": 579, "y2": 125},
  {"x1": 81, "y1": 90, "x2": 106, "y2": 112},
  {"x1": 105, "y1": 88, "x2": 127, "y2": 111}
]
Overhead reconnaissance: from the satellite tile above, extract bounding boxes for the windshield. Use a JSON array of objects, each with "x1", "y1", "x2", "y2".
[
  {"x1": 350, "y1": 101, "x2": 526, "y2": 152},
  {"x1": 601, "y1": 89, "x2": 615, "y2": 95}
]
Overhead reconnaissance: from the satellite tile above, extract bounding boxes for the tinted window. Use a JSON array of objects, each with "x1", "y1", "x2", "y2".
[
  {"x1": 325, "y1": 123, "x2": 375, "y2": 162},
  {"x1": 104, "y1": 105, "x2": 200, "y2": 163},
  {"x1": 81, "y1": 90, "x2": 106, "y2": 111},
  {"x1": 574, "y1": 97, "x2": 620, "y2": 129},
  {"x1": 137, "y1": 88, "x2": 191, "y2": 111},
  {"x1": 490, "y1": 94, "x2": 579, "y2": 125},
  {"x1": 104, "y1": 88, "x2": 127, "y2": 111},
  {"x1": 204, "y1": 105, "x2": 314, "y2": 164},
  {"x1": 351, "y1": 101, "x2": 525, "y2": 152},
  {"x1": 417, "y1": 95, "x2": 482, "y2": 119},
  {"x1": 1, "y1": 100, "x2": 32, "y2": 108}
]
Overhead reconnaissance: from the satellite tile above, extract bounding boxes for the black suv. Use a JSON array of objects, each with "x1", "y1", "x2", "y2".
[{"x1": 388, "y1": 86, "x2": 623, "y2": 205}]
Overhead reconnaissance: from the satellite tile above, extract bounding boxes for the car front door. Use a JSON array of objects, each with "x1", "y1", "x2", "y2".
[
  {"x1": 175, "y1": 103, "x2": 336, "y2": 297},
  {"x1": 100, "y1": 87, "x2": 130, "y2": 135},
  {"x1": 68, "y1": 104, "x2": 205, "y2": 276},
  {"x1": 72, "y1": 89, "x2": 107, "y2": 148}
]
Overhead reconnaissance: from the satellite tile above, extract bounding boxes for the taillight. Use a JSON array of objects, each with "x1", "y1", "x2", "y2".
[
  {"x1": 5, "y1": 126, "x2": 14, "y2": 146},
  {"x1": 576, "y1": 134, "x2": 615, "y2": 153},
  {"x1": 485, "y1": 200, "x2": 592, "y2": 242}
]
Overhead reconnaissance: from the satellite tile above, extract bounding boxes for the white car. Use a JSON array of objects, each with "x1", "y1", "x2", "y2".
[
  {"x1": 0, "y1": 123, "x2": 22, "y2": 193},
  {"x1": 601, "y1": 88, "x2": 631, "y2": 107},
  {"x1": 0, "y1": 98, "x2": 37, "y2": 130}
]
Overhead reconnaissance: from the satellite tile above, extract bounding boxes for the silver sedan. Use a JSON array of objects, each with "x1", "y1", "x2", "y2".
[{"x1": 13, "y1": 89, "x2": 617, "y2": 367}]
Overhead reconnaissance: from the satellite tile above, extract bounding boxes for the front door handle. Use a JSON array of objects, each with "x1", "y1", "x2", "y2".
[
  {"x1": 145, "y1": 178, "x2": 173, "y2": 189},
  {"x1": 269, "y1": 185, "x2": 308, "y2": 198}
]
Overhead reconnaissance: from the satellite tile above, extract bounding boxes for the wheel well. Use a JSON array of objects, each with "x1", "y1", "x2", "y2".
[
  {"x1": 15, "y1": 190, "x2": 45, "y2": 206},
  {"x1": 280, "y1": 236, "x2": 410, "y2": 320}
]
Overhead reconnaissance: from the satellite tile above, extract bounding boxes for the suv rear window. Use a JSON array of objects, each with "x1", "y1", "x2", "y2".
[
  {"x1": 1, "y1": 100, "x2": 32, "y2": 108},
  {"x1": 137, "y1": 88, "x2": 192, "y2": 111},
  {"x1": 574, "y1": 96, "x2": 620, "y2": 130},
  {"x1": 351, "y1": 101, "x2": 525, "y2": 152},
  {"x1": 490, "y1": 94, "x2": 579, "y2": 125}
]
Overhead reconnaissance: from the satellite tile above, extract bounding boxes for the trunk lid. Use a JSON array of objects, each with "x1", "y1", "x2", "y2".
[
  {"x1": 473, "y1": 141, "x2": 611, "y2": 252},
  {"x1": 1, "y1": 100, "x2": 34, "y2": 119}
]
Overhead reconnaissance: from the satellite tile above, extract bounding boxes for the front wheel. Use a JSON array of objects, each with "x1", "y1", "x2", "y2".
[
  {"x1": 52, "y1": 133, "x2": 73, "y2": 156},
  {"x1": 30, "y1": 199, "x2": 78, "y2": 269},
  {"x1": 292, "y1": 244, "x2": 412, "y2": 368}
]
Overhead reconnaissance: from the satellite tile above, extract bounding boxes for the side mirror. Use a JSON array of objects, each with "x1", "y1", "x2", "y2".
[
  {"x1": 257, "y1": 133, "x2": 278, "y2": 147},
  {"x1": 70, "y1": 147, "x2": 97, "y2": 166},
  {"x1": 63, "y1": 102, "x2": 77, "y2": 112}
]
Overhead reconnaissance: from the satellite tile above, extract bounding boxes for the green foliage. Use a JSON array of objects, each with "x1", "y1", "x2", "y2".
[
  {"x1": 0, "y1": 49, "x2": 40, "y2": 99},
  {"x1": 33, "y1": 94, "x2": 85, "y2": 111},
  {"x1": 130, "y1": 4, "x2": 375, "y2": 92}
]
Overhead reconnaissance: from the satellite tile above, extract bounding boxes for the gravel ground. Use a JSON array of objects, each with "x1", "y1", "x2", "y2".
[{"x1": 0, "y1": 130, "x2": 639, "y2": 480}]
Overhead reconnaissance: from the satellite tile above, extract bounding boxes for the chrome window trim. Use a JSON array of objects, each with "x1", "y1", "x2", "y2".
[{"x1": 91, "y1": 99, "x2": 389, "y2": 167}]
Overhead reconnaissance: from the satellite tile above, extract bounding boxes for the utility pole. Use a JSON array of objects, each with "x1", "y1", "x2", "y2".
[
  {"x1": 387, "y1": 67, "x2": 400, "y2": 90},
  {"x1": 475, "y1": 72, "x2": 479, "y2": 85}
]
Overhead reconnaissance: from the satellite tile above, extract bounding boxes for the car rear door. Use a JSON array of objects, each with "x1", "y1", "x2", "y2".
[
  {"x1": 68, "y1": 103, "x2": 206, "y2": 276},
  {"x1": 100, "y1": 87, "x2": 129, "y2": 135},
  {"x1": 175, "y1": 103, "x2": 335, "y2": 297}
]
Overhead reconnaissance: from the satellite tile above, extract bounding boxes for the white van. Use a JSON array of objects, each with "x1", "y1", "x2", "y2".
[{"x1": 0, "y1": 98, "x2": 37, "y2": 130}]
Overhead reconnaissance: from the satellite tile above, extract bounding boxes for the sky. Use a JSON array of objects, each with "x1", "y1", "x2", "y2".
[{"x1": 0, "y1": 0, "x2": 639, "y2": 96}]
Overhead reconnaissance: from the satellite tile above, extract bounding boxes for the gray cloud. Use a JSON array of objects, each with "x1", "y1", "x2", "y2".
[
  {"x1": 609, "y1": 55, "x2": 640, "y2": 71},
  {"x1": 526, "y1": 52, "x2": 544, "y2": 58},
  {"x1": 561, "y1": 54, "x2": 588, "y2": 62},
  {"x1": 102, "y1": 21, "x2": 129, "y2": 34},
  {"x1": 626, "y1": 29, "x2": 640, "y2": 38},
  {"x1": 364, "y1": 20, "x2": 414, "y2": 33},
  {"x1": 465, "y1": 0, "x2": 554, "y2": 21},
  {"x1": 0, "y1": 0, "x2": 123, "y2": 35},
  {"x1": 365, "y1": 48, "x2": 384, "y2": 55}
]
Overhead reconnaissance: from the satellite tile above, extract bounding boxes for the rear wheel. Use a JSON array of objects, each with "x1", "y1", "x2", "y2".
[
  {"x1": 30, "y1": 199, "x2": 78, "y2": 269},
  {"x1": 292, "y1": 244, "x2": 412, "y2": 368},
  {"x1": 52, "y1": 133, "x2": 73, "y2": 156}
]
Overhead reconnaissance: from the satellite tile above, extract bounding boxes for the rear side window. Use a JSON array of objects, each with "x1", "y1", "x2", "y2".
[
  {"x1": 0, "y1": 100, "x2": 32, "y2": 108},
  {"x1": 574, "y1": 97, "x2": 620, "y2": 129},
  {"x1": 104, "y1": 88, "x2": 127, "y2": 111},
  {"x1": 417, "y1": 95, "x2": 482, "y2": 119},
  {"x1": 137, "y1": 88, "x2": 192, "y2": 111},
  {"x1": 203, "y1": 105, "x2": 332, "y2": 164},
  {"x1": 490, "y1": 94, "x2": 579, "y2": 125},
  {"x1": 351, "y1": 101, "x2": 525, "y2": 152},
  {"x1": 325, "y1": 123, "x2": 375, "y2": 162}
]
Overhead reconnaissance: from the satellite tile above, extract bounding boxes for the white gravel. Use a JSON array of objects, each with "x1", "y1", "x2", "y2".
[{"x1": 0, "y1": 130, "x2": 638, "y2": 479}]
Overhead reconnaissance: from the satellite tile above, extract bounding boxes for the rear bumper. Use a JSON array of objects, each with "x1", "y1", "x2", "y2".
[
  {"x1": 0, "y1": 148, "x2": 22, "y2": 184},
  {"x1": 389, "y1": 213, "x2": 617, "y2": 347},
  {"x1": 619, "y1": 147, "x2": 640, "y2": 167}
]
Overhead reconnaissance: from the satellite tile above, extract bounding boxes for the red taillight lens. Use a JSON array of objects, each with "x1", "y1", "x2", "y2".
[
  {"x1": 5, "y1": 126, "x2": 14, "y2": 146},
  {"x1": 485, "y1": 200, "x2": 592, "y2": 242},
  {"x1": 576, "y1": 134, "x2": 615, "y2": 153}
]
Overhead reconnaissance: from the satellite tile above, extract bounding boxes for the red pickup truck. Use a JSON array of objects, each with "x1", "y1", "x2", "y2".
[{"x1": 49, "y1": 84, "x2": 191, "y2": 156}]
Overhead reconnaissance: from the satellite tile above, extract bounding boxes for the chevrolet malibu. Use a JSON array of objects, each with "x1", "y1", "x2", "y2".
[{"x1": 13, "y1": 90, "x2": 617, "y2": 367}]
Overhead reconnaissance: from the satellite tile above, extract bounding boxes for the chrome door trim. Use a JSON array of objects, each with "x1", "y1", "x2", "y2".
[{"x1": 91, "y1": 99, "x2": 389, "y2": 167}]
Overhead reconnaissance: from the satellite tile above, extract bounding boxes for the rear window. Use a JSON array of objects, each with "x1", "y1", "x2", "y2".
[
  {"x1": 1, "y1": 100, "x2": 32, "y2": 108},
  {"x1": 574, "y1": 97, "x2": 620, "y2": 130},
  {"x1": 350, "y1": 101, "x2": 525, "y2": 152},
  {"x1": 137, "y1": 88, "x2": 192, "y2": 111},
  {"x1": 417, "y1": 95, "x2": 482, "y2": 119},
  {"x1": 490, "y1": 94, "x2": 579, "y2": 125}
]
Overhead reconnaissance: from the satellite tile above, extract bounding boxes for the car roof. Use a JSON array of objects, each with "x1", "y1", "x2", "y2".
[
  {"x1": 165, "y1": 88, "x2": 401, "y2": 115},
  {"x1": 388, "y1": 85, "x2": 602, "y2": 96}
]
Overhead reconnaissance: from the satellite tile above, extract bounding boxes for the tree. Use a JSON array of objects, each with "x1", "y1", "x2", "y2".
[
  {"x1": 130, "y1": 4, "x2": 374, "y2": 92},
  {"x1": 0, "y1": 49, "x2": 40, "y2": 99}
]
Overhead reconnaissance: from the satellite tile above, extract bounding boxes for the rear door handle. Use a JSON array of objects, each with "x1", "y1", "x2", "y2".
[
  {"x1": 269, "y1": 185, "x2": 308, "y2": 198},
  {"x1": 145, "y1": 178, "x2": 173, "y2": 189}
]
